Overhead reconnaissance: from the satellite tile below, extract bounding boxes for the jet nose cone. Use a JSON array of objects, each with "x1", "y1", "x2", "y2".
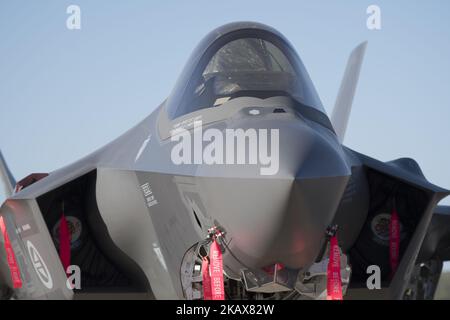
[{"x1": 196, "y1": 118, "x2": 351, "y2": 272}]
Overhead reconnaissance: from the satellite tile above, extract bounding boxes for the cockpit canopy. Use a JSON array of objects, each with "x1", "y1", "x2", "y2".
[{"x1": 166, "y1": 22, "x2": 325, "y2": 120}]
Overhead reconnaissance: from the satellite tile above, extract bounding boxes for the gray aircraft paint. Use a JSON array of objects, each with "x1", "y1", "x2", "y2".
[{"x1": 0, "y1": 22, "x2": 449, "y2": 300}]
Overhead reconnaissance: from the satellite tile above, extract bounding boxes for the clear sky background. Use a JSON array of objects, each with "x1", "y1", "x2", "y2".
[{"x1": 0, "y1": 0, "x2": 449, "y2": 209}]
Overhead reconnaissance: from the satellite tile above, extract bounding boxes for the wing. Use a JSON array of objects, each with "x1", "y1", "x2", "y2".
[
  {"x1": 0, "y1": 108, "x2": 169, "y2": 300},
  {"x1": 336, "y1": 148, "x2": 449, "y2": 300}
]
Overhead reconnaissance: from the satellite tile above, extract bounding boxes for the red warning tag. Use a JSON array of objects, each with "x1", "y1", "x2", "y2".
[
  {"x1": 327, "y1": 234, "x2": 343, "y2": 300},
  {"x1": 209, "y1": 239, "x2": 225, "y2": 300},
  {"x1": 0, "y1": 216, "x2": 23, "y2": 288},
  {"x1": 201, "y1": 257, "x2": 212, "y2": 300},
  {"x1": 390, "y1": 208, "x2": 400, "y2": 276},
  {"x1": 59, "y1": 214, "x2": 71, "y2": 274}
]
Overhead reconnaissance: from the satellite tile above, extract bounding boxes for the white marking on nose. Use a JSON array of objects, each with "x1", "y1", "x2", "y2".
[{"x1": 135, "y1": 134, "x2": 152, "y2": 162}]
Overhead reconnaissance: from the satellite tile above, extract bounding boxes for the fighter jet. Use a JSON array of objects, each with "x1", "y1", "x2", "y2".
[{"x1": 1, "y1": 22, "x2": 449, "y2": 300}]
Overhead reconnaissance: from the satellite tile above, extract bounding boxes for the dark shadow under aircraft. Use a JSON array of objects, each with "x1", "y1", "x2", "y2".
[{"x1": 0, "y1": 22, "x2": 449, "y2": 300}]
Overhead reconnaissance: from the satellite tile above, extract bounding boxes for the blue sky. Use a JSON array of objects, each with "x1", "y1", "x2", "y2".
[{"x1": 0, "y1": 0, "x2": 449, "y2": 207}]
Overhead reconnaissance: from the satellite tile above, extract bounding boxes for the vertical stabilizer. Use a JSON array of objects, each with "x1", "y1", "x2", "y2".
[
  {"x1": 0, "y1": 150, "x2": 16, "y2": 197},
  {"x1": 331, "y1": 42, "x2": 368, "y2": 143}
]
